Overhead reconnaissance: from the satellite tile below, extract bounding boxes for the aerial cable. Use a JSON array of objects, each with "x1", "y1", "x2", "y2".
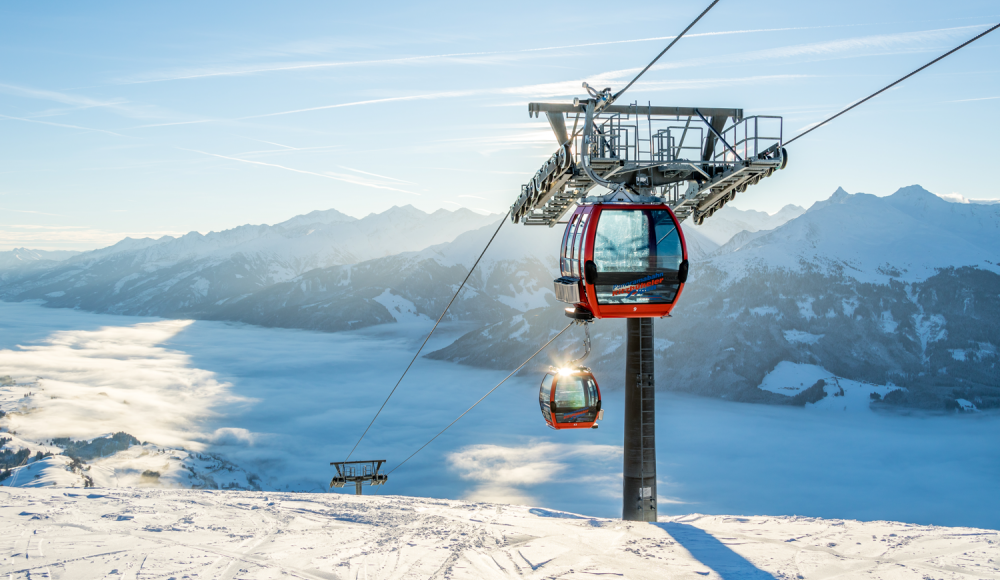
[
  {"x1": 785, "y1": 22, "x2": 1000, "y2": 146},
  {"x1": 610, "y1": 0, "x2": 721, "y2": 105},
  {"x1": 565, "y1": 0, "x2": 719, "y2": 145},
  {"x1": 387, "y1": 321, "x2": 575, "y2": 475},
  {"x1": 344, "y1": 209, "x2": 511, "y2": 461}
]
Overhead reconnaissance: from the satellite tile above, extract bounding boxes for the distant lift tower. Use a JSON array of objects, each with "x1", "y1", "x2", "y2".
[
  {"x1": 510, "y1": 85, "x2": 787, "y2": 521},
  {"x1": 330, "y1": 460, "x2": 388, "y2": 495}
]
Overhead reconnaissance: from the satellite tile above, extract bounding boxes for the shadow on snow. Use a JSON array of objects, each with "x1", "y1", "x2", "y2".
[{"x1": 655, "y1": 522, "x2": 776, "y2": 580}]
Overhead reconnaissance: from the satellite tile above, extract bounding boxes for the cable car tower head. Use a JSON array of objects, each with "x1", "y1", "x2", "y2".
[{"x1": 511, "y1": 83, "x2": 787, "y2": 320}]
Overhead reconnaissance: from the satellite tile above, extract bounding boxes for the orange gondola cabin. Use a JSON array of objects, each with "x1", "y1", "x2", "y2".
[
  {"x1": 554, "y1": 203, "x2": 688, "y2": 319},
  {"x1": 539, "y1": 368, "x2": 603, "y2": 430}
]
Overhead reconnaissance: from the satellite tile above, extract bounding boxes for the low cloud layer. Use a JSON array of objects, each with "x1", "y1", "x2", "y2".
[
  {"x1": 448, "y1": 441, "x2": 621, "y2": 505},
  {"x1": 0, "y1": 320, "x2": 248, "y2": 450}
]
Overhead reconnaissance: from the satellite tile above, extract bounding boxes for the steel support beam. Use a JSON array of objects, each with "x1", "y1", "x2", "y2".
[
  {"x1": 623, "y1": 318, "x2": 656, "y2": 522},
  {"x1": 701, "y1": 115, "x2": 729, "y2": 162},
  {"x1": 545, "y1": 112, "x2": 569, "y2": 146},
  {"x1": 530, "y1": 102, "x2": 743, "y2": 120}
]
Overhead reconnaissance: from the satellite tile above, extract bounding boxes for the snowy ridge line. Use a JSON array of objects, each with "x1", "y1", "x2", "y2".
[
  {"x1": 0, "y1": 205, "x2": 500, "y2": 325},
  {"x1": 697, "y1": 185, "x2": 1000, "y2": 286}
]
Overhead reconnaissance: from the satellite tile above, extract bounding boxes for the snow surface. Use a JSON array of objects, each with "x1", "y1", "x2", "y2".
[
  {"x1": 2, "y1": 302, "x2": 1000, "y2": 530},
  {"x1": 956, "y1": 398, "x2": 978, "y2": 412},
  {"x1": 704, "y1": 186, "x2": 1000, "y2": 285},
  {"x1": 782, "y1": 330, "x2": 824, "y2": 345},
  {"x1": 758, "y1": 362, "x2": 902, "y2": 412},
  {"x1": 372, "y1": 289, "x2": 431, "y2": 323},
  {"x1": 1, "y1": 487, "x2": 997, "y2": 580}
]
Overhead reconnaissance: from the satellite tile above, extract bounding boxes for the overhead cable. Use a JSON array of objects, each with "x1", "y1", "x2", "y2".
[
  {"x1": 387, "y1": 321, "x2": 575, "y2": 475},
  {"x1": 785, "y1": 22, "x2": 1000, "y2": 146},
  {"x1": 611, "y1": 0, "x2": 721, "y2": 104},
  {"x1": 344, "y1": 210, "x2": 511, "y2": 461}
]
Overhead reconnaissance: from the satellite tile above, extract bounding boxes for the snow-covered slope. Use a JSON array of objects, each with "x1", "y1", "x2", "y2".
[
  {"x1": 1, "y1": 488, "x2": 997, "y2": 579},
  {"x1": 0, "y1": 206, "x2": 497, "y2": 317},
  {"x1": 707, "y1": 185, "x2": 1000, "y2": 284},
  {"x1": 682, "y1": 226, "x2": 721, "y2": 260}
]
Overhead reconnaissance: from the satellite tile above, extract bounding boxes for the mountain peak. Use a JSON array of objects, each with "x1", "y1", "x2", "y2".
[
  {"x1": 382, "y1": 204, "x2": 424, "y2": 215},
  {"x1": 277, "y1": 208, "x2": 357, "y2": 229},
  {"x1": 889, "y1": 184, "x2": 935, "y2": 200},
  {"x1": 805, "y1": 187, "x2": 853, "y2": 214}
]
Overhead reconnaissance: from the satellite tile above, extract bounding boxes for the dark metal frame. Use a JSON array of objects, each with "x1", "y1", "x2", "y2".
[
  {"x1": 330, "y1": 460, "x2": 387, "y2": 495},
  {"x1": 511, "y1": 97, "x2": 786, "y2": 227}
]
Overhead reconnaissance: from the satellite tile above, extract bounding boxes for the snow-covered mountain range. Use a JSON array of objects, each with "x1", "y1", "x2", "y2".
[
  {"x1": 2, "y1": 186, "x2": 996, "y2": 411},
  {"x1": 206, "y1": 221, "x2": 561, "y2": 331},
  {"x1": 0, "y1": 248, "x2": 80, "y2": 281},
  {"x1": 0, "y1": 205, "x2": 497, "y2": 317}
]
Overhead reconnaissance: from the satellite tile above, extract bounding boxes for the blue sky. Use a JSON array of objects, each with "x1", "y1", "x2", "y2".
[{"x1": 1, "y1": 1, "x2": 998, "y2": 250}]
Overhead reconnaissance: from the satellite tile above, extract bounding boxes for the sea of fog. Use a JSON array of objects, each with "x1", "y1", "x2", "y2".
[{"x1": 1, "y1": 300, "x2": 998, "y2": 529}]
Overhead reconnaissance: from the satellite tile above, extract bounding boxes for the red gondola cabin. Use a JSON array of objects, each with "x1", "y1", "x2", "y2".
[
  {"x1": 554, "y1": 203, "x2": 688, "y2": 319},
  {"x1": 539, "y1": 368, "x2": 603, "y2": 430}
]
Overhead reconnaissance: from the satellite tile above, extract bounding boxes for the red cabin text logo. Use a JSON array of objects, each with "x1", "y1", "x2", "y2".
[{"x1": 612, "y1": 274, "x2": 665, "y2": 297}]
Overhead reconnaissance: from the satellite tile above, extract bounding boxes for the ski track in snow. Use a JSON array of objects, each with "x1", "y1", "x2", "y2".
[{"x1": 1, "y1": 487, "x2": 998, "y2": 580}]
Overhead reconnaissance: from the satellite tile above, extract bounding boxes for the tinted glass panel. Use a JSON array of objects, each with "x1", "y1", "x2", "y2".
[
  {"x1": 560, "y1": 215, "x2": 578, "y2": 276},
  {"x1": 538, "y1": 375, "x2": 553, "y2": 422},
  {"x1": 592, "y1": 209, "x2": 683, "y2": 305},
  {"x1": 553, "y1": 375, "x2": 598, "y2": 423},
  {"x1": 569, "y1": 213, "x2": 587, "y2": 277}
]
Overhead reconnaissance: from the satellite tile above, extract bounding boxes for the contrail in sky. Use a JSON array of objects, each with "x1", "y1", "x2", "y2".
[
  {"x1": 338, "y1": 165, "x2": 413, "y2": 184},
  {"x1": 181, "y1": 148, "x2": 420, "y2": 195},
  {"x1": 0, "y1": 207, "x2": 67, "y2": 217},
  {"x1": 118, "y1": 26, "x2": 826, "y2": 85},
  {"x1": 0, "y1": 113, "x2": 130, "y2": 137},
  {"x1": 237, "y1": 92, "x2": 477, "y2": 119},
  {"x1": 950, "y1": 95, "x2": 1000, "y2": 102},
  {"x1": 130, "y1": 25, "x2": 992, "y2": 131}
]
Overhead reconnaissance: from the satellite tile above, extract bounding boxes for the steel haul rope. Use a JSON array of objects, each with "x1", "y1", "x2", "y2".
[
  {"x1": 785, "y1": 22, "x2": 1000, "y2": 146},
  {"x1": 387, "y1": 321, "x2": 575, "y2": 475},
  {"x1": 612, "y1": 0, "x2": 721, "y2": 104},
  {"x1": 344, "y1": 210, "x2": 511, "y2": 461}
]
